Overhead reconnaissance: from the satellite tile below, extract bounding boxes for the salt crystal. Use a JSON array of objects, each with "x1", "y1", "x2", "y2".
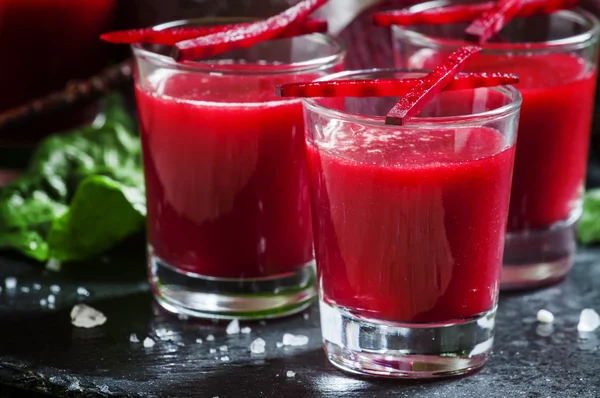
[
  {"x1": 241, "y1": 326, "x2": 252, "y2": 334},
  {"x1": 303, "y1": 313, "x2": 309, "y2": 320},
  {"x1": 130, "y1": 333, "x2": 140, "y2": 343},
  {"x1": 50, "y1": 285, "x2": 61, "y2": 294},
  {"x1": 33, "y1": 283, "x2": 41, "y2": 290},
  {"x1": 276, "y1": 342, "x2": 284, "y2": 348},
  {"x1": 577, "y1": 309, "x2": 600, "y2": 332},
  {"x1": 155, "y1": 328, "x2": 173, "y2": 340},
  {"x1": 99, "y1": 385, "x2": 110, "y2": 394},
  {"x1": 196, "y1": 338, "x2": 203, "y2": 344},
  {"x1": 282, "y1": 333, "x2": 309, "y2": 347},
  {"x1": 206, "y1": 334, "x2": 215, "y2": 341},
  {"x1": 250, "y1": 338, "x2": 266, "y2": 354},
  {"x1": 537, "y1": 309, "x2": 554, "y2": 324},
  {"x1": 70, "y1": 304, "x2": 107, "y2": 328},
  {"x1": 219, "y1": 345, "x2": 228, "y2": 352},
  {"x1": 177, "y1": 342, "x2": 185, "y2": 347},
  {"x1": 210, "y1": 348, "x2": 217, "y2": 354},
  {"x1": 46, "y1": 258, "x2": 62, "y2": 272},
  {"x1": 48, "y1": 304, "x2": 56, "y2": 310},
  {"x1": 40, "y1": 299, "x2": 47, "y2": 306},
  {"x1": 20, "y1": 287, "x2": 30, "y2": 293},
  {"x1": 47, "y1": 294, "x2": 56, "y2": 304},
  {"x1": 76, "y1": 287, "x2": 90, "y2": 297},
  {"x1": 220, "y1": 356, "x2": 230, "y2": 362},
  {"x1": 5, "y1": 277, "x2": 16, "y2": 289},
  {"x1": 67, "y1": 379, "x2": 81, "y2": 391},
  {"x1": 226, "y1": 319, "x2": 240, "y2": 335},
  {"x1": 286, "y1": 371, "x2": 296, "y2": 378},
  {"x1": 143, "y1": 337, "x2": 155, "y2": 348}
]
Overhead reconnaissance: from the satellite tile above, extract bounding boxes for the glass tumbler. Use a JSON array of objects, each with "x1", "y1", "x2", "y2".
[
  {"x1": 133, "y1": 18, "x2": 345, "y2": 319},
  {"x1": 304, "y1": 69, "x2": 521, "y2": 378},
  {"x1": 392, "y1": 2, "x2": 600, "y2": 289}
]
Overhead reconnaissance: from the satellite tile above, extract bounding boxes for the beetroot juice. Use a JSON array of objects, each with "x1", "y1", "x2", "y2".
[
  {"x1": 133, "y1": 27, "x2": 345, "y2": 319},
  {"x1": 305, "y1": 71, "x2": 521, "y2": 378},
  {"x1": 136, "y1": 75, "x2": 314, "y2": 279},
  {"x1": 392, "y1": 5, "x2": 600, "y2": 288},
  {"x1": 0, "y1": 0, "x2": 117, "y2": 181},
  {"x1": 0, "y1": 0, "x2": 116, "y2": 112},
  {"x1": 309, "y1": 126, "x2": 515, "y2": 322}
]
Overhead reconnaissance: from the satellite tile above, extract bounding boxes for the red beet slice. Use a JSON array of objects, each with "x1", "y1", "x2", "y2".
[
  {"x1": 276, "y1": 72, "x2": 519, "y2": 97},
  {"x1": 173, "y1": 0, "x2": 329, "y2": 61},
  {"x1": 465, "y1": 0, "x2": 524, "y2": 44},
  {"x1": 100, "y1": 18, "x2": 328, "y2": 46},
  {"x1": 373, "y1": 0, "x2": 577, "y2": 27},
  {"x1": 385, "y1": 46, "x2": 482, "y2": 126}
]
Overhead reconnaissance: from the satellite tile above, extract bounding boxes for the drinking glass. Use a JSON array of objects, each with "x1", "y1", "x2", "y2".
[
  {"x1": 392, "y1": 2, "x2": 600, "y2": 289},
  {"x1": 304, "y1": 69, "x2": 521, "y2": 377},
  {"x1": 133, "y1": 18, "x2": 345, "y2": 319}
]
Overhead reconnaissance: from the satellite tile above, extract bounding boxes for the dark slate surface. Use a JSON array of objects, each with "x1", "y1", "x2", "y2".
[{"x1": 0, "y1": 244, "x2": 599, "y2": 398}]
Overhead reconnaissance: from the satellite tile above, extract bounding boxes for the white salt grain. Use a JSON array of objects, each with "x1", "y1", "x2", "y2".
[
  {"x1": 250, "y1": 338, "x2": 266, "y2": 354},
  {"x1": 276, "y1": 342, "x2": 284, "y2": 348},
  {"x1": 50, "y1": 285, "x2": 61, "y2": 294},
  {"x1": 241, "y1": 326, "x2": 252, "y2": 334},
  {"x1": 282, "y1": 333, "x2": 309, "y2": 347},
  {"x1": 46, "y1": 258, "x2": 62, "y2": 272},
  {"x1": 220, "y1": 356, "x2": 230, "y2": 362},
  {"x1": 286, "y1": 371, "x2": 296, "y2": 378},
  {"x1": 226, "y1": 319, "x2": 240, "y2": 335},
  {"x1": 206, "y1": 334, "x2": 215, "y2": 341},
  {"x1": 76, "y1": 287, "x2": 90, "y2": 297},
  {"x1": 577, "y1": 309, "x2": 600, "y2": 332},
  {"x1": 33, "y1": 283, "x2": 41, "y2": 290},
  {"x1": 70, "y1": 304, "x2": 107, "y2": 328},
  {"x1": 219, "y1": 345, "x2": 228, "y2": 352},
  {"x1": 155, "y1": 328, "x2": 169, "y2": 337},
  {"x1": 196, "y1": 338, "x2": 203, "y2": 344},
  {"x1": 143, "y1": 337, "x2": 156, "y2": 348},
  {"x1": 40, "y1": 299, "x2": 47, "y2": 306},
  {"x1": 130, "y1": 333, "x2": 140, "y2": 343},
  {"x1": 210, "y1": 348, "x2": 217, "y2": 354},
  {"x1": 5, "y1": 277, "x2": 16, "y2": 289},
  {"x1": 303, "y1": 313, "x2": 309, "y2": 320},
  {"x1": 537, "y1": 309, "x2": 554, "y2": 324},
  {"x1": 20, "y1": 287, "x2": 30, "y2": 293},
  {"x1": 47, "y1": 294, "x2": 56, "y2": 304}
]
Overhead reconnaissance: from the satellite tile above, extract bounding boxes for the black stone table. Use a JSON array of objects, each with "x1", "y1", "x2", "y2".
[{"x1": 0, "y1": 241, "x2": 599, "y2": 398}]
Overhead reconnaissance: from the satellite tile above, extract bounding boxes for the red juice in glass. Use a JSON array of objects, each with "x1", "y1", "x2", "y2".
[
  {"x1": 133, "y1": 19, "x2": 345, "y2": 319},
  {"x1": 308, "y1": 127, "x2": 515, "y2": 322},
  {"x1": 0, "y1": 0, "x2": 117, "y2": 180},
  {"x1": 392, "y1": 5, "x2": 600, "y2": 289},
  {"x1": 304, "y1": 70, "x2": 521, "y2": 378},
  {"x1": 136, "y1": 75, "x2": 314, "y2": 279}
]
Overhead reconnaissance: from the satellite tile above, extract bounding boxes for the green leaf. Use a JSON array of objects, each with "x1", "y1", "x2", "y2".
[
  {"x1": 0, "y1": 94, "x2": 145, "y2": 263},
  {"x1": 578, "y1": 189, "x2": 600, "y2": 245},
  {"x1": 47, "y1": 175, "x2": 145, "y2": 262}
]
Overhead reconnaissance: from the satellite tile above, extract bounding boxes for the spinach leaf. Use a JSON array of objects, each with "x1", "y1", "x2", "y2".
[
  {"x1": 0, "y1": 95, "x2": 145, "y2": 262},
  {"x1": 578, "y1": 189, "x2": 600, "y2": 245}
]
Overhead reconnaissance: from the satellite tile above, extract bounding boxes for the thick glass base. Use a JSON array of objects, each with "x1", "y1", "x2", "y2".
[
  {"x1": 501, "y1": 217, "x2": 577, "y2": 290},
  {"x1": 149, "y1": 251, "x2": 317, "y2": 320},
  {"x1": 320, "y1": 300, "x2": 496, "y2": 379}
]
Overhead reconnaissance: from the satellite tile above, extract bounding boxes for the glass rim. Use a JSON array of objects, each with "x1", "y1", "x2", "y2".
[
  {"x1": 392, "y1": 4, "x2": 600, "y2": 53},
  {"x1": 302, "y1": 68, "x2": 523, "y2": 128},
  {"x1": 131, "y1": 17, "x2": 346, "y2": 75}
]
